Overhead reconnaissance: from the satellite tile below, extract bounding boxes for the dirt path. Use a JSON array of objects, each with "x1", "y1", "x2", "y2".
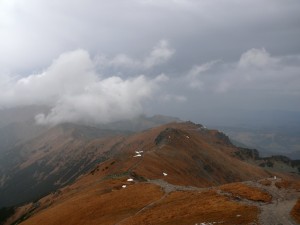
[
  {"x1": 147, "y1": 179, "x2": 205, "y2": 193},
  {"x1": 259, "y1": 198, "x2": 298, "y2": 225},
  {"x1": 248, "y1": 178, "x2": 300, "y2": 225}
]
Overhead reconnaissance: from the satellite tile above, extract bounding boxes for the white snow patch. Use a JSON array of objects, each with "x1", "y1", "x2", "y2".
[
  {"x1": 133, "y1": 154, "x2": 142, "y2": 157},
  {"x1": 163, "y1": 172, "x2": 168, "y2": 176},
  {"x1": 122, "y1": 185, "x2": 127, "y2": 188},
  {"x1": 127, "y1": 178, "x2": 134, "y2": 182},
  {"x1": 186, "y1": 136, "x2": 190, "y2": 139}
]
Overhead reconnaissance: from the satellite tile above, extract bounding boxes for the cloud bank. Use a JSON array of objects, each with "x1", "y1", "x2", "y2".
[
  {"x1": 1, "y1": 45, "x2": 300, "y2": 126},
  {"x1": 185, "y1": 48, "x2": 300, "y2": 95},
  {"x1": 0, "y1": 46, "x2": 169, "y2": 125}
]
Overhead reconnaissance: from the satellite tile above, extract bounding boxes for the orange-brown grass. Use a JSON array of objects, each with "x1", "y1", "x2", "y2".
[
  {"x1": 291, "y1": 198, "x2": 300, "y2": 224},
  {"x1": 275, "y1": 179, "x2": 292, "y2": 189},
  {"x1": 220, "y1": 182, "x2": 272, "y2": 203},
  {"x1": 259, "y1": 179, "x2": 272, "y2": 186},
  {"x1": 274, "y1": 178, "x2": 300, "y2": 191},
  {"x1": 122, "y1": 190, "x2": 259, "y2": 225},
  {"x1": 20, "y1": 183, "x2": 163, "y2": 225}
]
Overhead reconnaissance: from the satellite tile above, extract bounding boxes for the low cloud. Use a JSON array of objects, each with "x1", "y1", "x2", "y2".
[
  {"x1": 185, "y1": 48, "x2": 300, "y2": 94},
  {"x1": 162, "y1": 94, "x2": 187, "y2": 102},
  {"x1": 0, "y1": 48, "x2": 169, "y2": 126},
  {"x1": 97, "y1": 40, "x2": 175, "y2": 70},
  {"x1": 238, "y1": 48, "x2": 277, "y2": 69}
]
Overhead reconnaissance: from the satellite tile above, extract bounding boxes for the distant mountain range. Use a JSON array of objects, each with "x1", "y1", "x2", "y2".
[{"x1": 218, "y1": 126, "x2": 300, "y2": 159}]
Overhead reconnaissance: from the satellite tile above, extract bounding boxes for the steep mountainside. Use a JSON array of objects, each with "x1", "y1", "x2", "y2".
[
  {"x1": 0, "y1": 123, "x2": 129, "y2": 207},
  {"x1": 0, "y1": 114, "x2": 180, "y2": 208}
]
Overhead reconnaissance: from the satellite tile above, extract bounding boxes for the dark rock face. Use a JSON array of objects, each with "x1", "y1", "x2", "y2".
[
  {"x1": 155, "y1": 128, "x2": 182, "y2": 146},
  {"x1": 235, "y1": 148, "x2": 260, "y2": 160},
  {"x1": 214, "y1": 131, "x2": 233, "y2": 146}
]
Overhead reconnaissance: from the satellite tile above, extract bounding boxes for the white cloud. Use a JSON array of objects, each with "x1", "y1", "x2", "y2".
[
  {"x1": 0, "y1": 49, "x2": 168, "y2": 125},
  {"x1": 238, "y1": 48, "x2": 276, "y2": 69},
  {"x1": 97, "y1": 40, "x2": 175, "y2": 70},
  {"x1": 184, "y1": 48, "x2": 300, "y2": 94},
  {"x1": 143, "y1": 40, "x2": 175, "y2": 69},
  {"x1": 187, "y1": 61, "x2": 219, "y2": 89}
]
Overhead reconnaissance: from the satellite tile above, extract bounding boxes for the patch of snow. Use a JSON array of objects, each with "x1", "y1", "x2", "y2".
[
  {"x1": 135, "y1": 150, "x2": 144, "y2": 154},
  {"x1": 274, "y1": 176, "x2": 277, "y2": 180},
  {"x1": 163, "y1": 172, "x2": 168, "y2": 176},
  {"x1": 127, "y1": 178, "x2": 134, "y2": 182},
  {"x1": 236, "y1": 214, "x2": 241, "y2": 217},
  {"x1": 186, "y1": 136, "x2": 190, "y2": 139},
  {"x1": 133, "y1": 154, "x2": 142, "y2": 157},
  {"x1": 122, "y1": 185, "x2": 126, "y2": 188}
]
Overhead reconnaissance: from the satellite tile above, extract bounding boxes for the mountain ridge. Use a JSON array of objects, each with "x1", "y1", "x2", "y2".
[{"x1": 1, "y1": 120, "x2": 300, "y2": 225}]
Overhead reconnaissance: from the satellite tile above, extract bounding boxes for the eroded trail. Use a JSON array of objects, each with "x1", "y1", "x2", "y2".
[
  {"x1": 251, "y1": 179, "x2": 300, "y2": 225},
  {"x1": 259, "y1": 198, "x2": 297, "y2": 225},
  {"x1": 147, "y1": 179, "x2": 205, "y2": 193}
]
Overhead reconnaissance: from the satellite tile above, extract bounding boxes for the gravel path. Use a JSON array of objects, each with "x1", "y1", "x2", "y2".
[
  {"x1": 147, "y1": 179, "x2": 205, "y2": 193},
  {"x1": 252, "y1": 178, "x2": 300, "y2": 225}
]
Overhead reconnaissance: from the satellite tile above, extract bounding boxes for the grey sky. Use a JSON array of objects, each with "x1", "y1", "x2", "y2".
[{"x1": 0, "y1": 0, "x2": 299, "y2": 125}]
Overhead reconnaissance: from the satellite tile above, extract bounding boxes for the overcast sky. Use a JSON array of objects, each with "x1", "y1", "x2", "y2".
[{"x1": 0, "y1": 0, "x2": 300, "y2": 126}]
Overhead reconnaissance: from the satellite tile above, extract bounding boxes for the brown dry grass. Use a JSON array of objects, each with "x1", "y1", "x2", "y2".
[
  {"x1": 274, "y1": 178, "x2": 300, "y2": 191},
  {"x1": 122, "y1": 190, "x2": 259, "y2": 225},
  {"x1": 291, "y1": 198, "x2": 300, "y2": 224},
  {"x1": 259, "y1": 179, "x2": 272, "y2": 186},
  {"x1": 275, "y1": 179, "x2": 292, "y2": 189},
  {"x1": 21, "y1": 183, "x2": 163, "y2": 225},
  {"x1": 220, "y1": 182, "x2": 272, "y2": 203}
]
